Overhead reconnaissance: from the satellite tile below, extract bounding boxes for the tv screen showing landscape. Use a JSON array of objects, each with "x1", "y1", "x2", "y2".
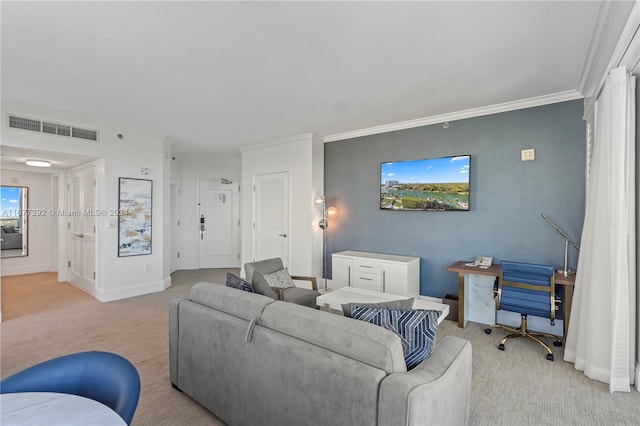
[{"x1": 380, "y1": 155, "x2": 470, "y2": 211}]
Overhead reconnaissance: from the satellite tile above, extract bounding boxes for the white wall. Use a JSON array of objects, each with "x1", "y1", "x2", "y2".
[
  {"x1": 1, "y1": 104, "x2": 168, "y2": 301},
  {"x1": 0, "y1": 169, "x2": 54, "y2": 276},
  {"x1": 240, "y1": 133, "x2": 324, "y2": 279},
  {"x1": 174, "y1": 152, "x2": 241, "y2": 270}
]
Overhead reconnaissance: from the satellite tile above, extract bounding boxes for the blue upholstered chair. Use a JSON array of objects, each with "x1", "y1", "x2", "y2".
[
  {"x1": 485, "y1": 261, "x2": 563, "y2": 361},
  {"x1": 0, "y1": 351, "x2": 141, "y2": 425}
]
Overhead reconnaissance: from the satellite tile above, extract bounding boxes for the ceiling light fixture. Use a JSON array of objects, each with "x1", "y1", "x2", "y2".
[{"x1": 25, "y1": 159, "x2": 51, "y2": 168}]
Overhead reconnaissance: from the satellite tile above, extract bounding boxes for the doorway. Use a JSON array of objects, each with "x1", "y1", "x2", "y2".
[
  {"x1": 68, "y1": 165, "x2": 96, "y2": 294},
  {"x1": 252, "y1": 171, "x2": 289, "y2": 266},
  {"x1": 197, "y1": 179, "x2": 240, "y2": 268}
]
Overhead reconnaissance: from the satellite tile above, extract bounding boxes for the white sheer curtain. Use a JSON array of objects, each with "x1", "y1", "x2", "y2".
[{"x1": 564, "y1": 66, "x2": 636, "y2": 393}]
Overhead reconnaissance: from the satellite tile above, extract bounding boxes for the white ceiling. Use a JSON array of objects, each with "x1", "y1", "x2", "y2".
[{"x1": 0, "y1": 1, "x2": 614, "y2": 162}]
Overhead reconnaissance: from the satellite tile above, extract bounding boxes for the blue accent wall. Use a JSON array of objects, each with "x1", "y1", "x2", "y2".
[{"x1": 324, "y1": 100, "x2": 585, "y2": 298}]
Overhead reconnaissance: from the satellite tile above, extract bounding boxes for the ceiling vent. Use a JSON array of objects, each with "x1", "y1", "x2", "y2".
[{"x1": 8, "y1": 115, "x2": 99, "y2": 142}]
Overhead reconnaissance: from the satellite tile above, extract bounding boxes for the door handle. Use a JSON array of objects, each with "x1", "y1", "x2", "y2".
[
  {"x1": 75, "y1": 234, "x2": 84, "y2": 238},
  {"x1": 278, "y1": 233, "x2": 287, "y2": 238}
]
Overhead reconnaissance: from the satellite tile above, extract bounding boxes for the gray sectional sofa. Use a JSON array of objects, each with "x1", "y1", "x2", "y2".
[{"x1": 169, "y1": 283, "x2": 472, "y2": 426}]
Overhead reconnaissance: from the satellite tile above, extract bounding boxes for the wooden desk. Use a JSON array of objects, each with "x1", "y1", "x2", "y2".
[
  {"x1": 0, "y1": 392, "x2": 126, "y2": 425},
  {"x1": 447, "y1": 261, "x2": 576, "y2": 338}
]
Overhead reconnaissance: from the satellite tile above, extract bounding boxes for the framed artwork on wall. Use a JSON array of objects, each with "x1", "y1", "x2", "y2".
[{"x1": 118, "y1": 177, "x2": 152, "y2": 257}]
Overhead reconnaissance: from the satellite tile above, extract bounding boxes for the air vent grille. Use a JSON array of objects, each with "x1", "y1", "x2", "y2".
[
  {"x1": 9, "y1": 116, "x2": 41, "y2": 132},
  {"x1": 8, "y1": 115, "x2": 99, "y2": 142},
  {"x1": 43, "y1": 122, "x2": 71, "y2": 137},
  {"x1": 71, "y1": 127, "x2": 98, "y2": 141}
]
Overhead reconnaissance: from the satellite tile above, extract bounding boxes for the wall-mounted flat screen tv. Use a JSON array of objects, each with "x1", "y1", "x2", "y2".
[{"x1": 380, "y1": 155, "x2": 470, "y2": 211}]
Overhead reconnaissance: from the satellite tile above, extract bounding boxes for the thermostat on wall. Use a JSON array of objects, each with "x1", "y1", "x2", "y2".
[{"x1": 521, "y1": 149, "x2": 535, "y2": 161}]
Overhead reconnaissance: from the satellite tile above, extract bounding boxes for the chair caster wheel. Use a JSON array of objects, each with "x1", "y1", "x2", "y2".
[
  {"x1": 546, "y1": 354, "x2": 554, "y2": 361},
  {"x1": 484, "y1": 329, "x2": 492, "y2": 334},
  {"x1": 553, "y1": 341, "x2": 563, "y2": 347},
  {"x1": 498, "y1": 343, "x2": 505, "y2": 351}
]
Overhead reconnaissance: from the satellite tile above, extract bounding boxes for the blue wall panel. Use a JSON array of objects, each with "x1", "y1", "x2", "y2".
[{"x1": 324, "y1": 100, "x2": 585, "y2": 298}]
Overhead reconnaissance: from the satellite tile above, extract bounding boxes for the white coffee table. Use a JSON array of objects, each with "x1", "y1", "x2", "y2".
[{"x1": 316, "y1": 287, "x2": 449, "y2": 324}]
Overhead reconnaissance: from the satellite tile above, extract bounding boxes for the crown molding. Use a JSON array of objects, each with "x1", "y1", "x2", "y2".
[
  {"x1": 324, "y1": 91, "x2": 582, "y2": 143},
  {"x1": 578, "y1": 0, "x2": 638, "y2": 120},
  {"x1": 577, "y1": 1, "x2": 622, "y2": 97},
  {"x1": 239, "y1": 133, "x2": 315, "y2": 153}
]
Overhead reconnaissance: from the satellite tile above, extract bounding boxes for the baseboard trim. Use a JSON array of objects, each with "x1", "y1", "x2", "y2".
[
  {"x1": 163, "y1": 275, "x2": 172, "y2": 290},
  {"x1": 1, "y1": 263, "x2": 52, "y2": 277},
  {"x1": 95, "y1": 279, "x2": 166, "y2": 302}
]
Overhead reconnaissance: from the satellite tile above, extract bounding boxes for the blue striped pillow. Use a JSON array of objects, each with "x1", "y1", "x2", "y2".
[
  {"x1": 226, "y1": 273, "x2": 254, "y2": 293},
  {"x1": 351, "y1": 306, "x2": 441, "y2": 370}
]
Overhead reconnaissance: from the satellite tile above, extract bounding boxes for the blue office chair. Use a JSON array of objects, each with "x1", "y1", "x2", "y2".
[
  {"x1": 485, "y1": 261, "x2": 563, "y2": 361},
  {"x1": 0, "y1": 351, "x2": 141, "y2": 425}
]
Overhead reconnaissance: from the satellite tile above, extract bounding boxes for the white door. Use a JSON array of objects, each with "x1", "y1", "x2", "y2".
[
  {"x1": 68, "y1": 166, "x2": 96, "y2": 294},
  {"x1": 198, "y1": 179, "x2": 240, "y2": 268},
  {"x1": 170, "y1": 178, "x2": 181, "y2": 273},
  {"x1": 253, "y1": 172, "x2": 289, "y2": 265}
]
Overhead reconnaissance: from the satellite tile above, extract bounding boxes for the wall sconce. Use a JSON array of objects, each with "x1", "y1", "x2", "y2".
[{"x1": 315, "y1": 196, "x2": 337, "y2": 229}]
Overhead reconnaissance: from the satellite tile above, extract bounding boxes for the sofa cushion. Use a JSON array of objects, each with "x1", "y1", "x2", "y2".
[
  {"x1": 281, "y1": 286, "x2": 320, "y2": 308},
  {"x1": 190, "y1": 282, "x2": 273, "y2": 321},
  {"x1": 260, "y1": 301, "x2": 407, "y2": 374},
  {"x1": 262, "y1": 268, "x2": 296, "y2": 289},
  {"x1": 341, "y1": 298, "x2": 414, "y2": 318},
  {"x1": 225, "y1": 273, "x2": 254, "y2": 292},
  {"x1": 351, "y1": 306, "x2": 440, "y2": 370}
]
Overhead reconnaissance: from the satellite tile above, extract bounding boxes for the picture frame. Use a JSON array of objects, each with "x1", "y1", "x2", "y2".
[{"x1": 118, "y1": 177, "x2": 152, "y2": 257}]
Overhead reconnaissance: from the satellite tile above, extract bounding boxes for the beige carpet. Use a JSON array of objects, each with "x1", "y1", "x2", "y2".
[
  {"x1": 1, "y1": 270, "x2": 231, "y2": 426},
  {"x1": 1, "y1": 271, "x2": 639, "y2": 426}
]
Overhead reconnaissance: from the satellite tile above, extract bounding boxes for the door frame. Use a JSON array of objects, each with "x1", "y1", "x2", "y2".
[
  {"x1": 170, "y1": 177, "x2": 181, "y2": 273},
  {"x1": 66, "y1": 163, "x2": 97, "y2": 295},
  {"x1": 251, "y1": 171, "x2": 290, "y2": 266},
  {"x1": 196, "y1": 178, "x2": 241, "y2": 268}
]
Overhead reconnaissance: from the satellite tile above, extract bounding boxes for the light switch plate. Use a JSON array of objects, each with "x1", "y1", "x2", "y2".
[{"x1": 521, "y1": 149, "x2": 535, "y2": 161}]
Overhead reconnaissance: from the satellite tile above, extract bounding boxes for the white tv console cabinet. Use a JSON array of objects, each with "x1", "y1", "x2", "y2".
[{"x1": 331, "y1": 250, "x2": 420, "y2": 297}]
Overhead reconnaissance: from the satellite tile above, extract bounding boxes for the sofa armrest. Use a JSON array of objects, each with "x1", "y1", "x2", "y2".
[
  {"x1": 378, "y1": 336, "x2": 472, "y2": 426},
  {"x1": 169, "y1": 298, "x2": 189, "y2": 388},
  {"x1": 290, "y1": 275, "x2": 318, "y2": 290}
]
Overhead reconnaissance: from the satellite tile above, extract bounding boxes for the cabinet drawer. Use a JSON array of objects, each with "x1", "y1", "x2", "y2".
[
  {"x1": 353, "y1": 259, "x2": 381, "y2": 274},
  {"x1": 352, "y1": 271, "x2": 382, "y2": 290},
  {"x1": 352, "y1": 280, "x2": 383, "y2": 293}
]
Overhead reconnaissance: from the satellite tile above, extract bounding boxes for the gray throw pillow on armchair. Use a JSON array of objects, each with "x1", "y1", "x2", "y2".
[{"x1": 251, "y1": 271, "x2": 279, "y2": 300}]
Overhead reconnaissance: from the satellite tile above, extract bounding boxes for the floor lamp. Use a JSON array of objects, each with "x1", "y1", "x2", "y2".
[{"x1": 315, "y1": 196, "x2": 337, "y2": 291}]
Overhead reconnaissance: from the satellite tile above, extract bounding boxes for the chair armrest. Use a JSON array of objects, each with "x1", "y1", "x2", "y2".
[
  {"x1": 270, "y1": 287, "x2": 284, "y2": 300},
  {"x1": 290, "y1": 275, "x2": 318, "y2": 291}
]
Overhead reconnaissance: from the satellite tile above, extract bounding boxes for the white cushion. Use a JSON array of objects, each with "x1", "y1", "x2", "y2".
[{"x1": 263, "y1": 268, "x2": 296, "y2": 289}]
